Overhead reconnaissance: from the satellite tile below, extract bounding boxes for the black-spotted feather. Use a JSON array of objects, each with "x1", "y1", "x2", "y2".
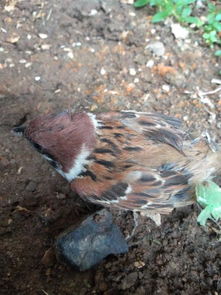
[{"x1": 97, "y1": 166, "x2": 193, "y2": 213}]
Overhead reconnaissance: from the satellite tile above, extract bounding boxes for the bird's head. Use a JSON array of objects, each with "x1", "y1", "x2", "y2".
[{"x1": 13, "y1": 111, "x2": 97, "y2": 181}]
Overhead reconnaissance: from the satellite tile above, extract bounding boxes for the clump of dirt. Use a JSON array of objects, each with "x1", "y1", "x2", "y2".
[{"x1": 0, "y1": 0, "x2": 221, "y2": 294}]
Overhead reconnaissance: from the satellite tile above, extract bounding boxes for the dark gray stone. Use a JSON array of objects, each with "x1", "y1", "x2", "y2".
[{"x1": 55, "y1": 209, "x2": 128, "y2": 271}]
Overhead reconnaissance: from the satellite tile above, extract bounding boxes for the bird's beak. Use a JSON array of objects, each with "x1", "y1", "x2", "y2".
[{"x1": 11, "y1": 126, "x2": 26, "y2": 136}]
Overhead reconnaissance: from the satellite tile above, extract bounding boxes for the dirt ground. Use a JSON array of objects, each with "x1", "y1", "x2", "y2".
[{"x1": 0, "y1": 0, "x2": 221, "y2": 294}]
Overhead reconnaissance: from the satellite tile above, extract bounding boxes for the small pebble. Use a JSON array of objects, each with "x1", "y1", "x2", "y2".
[
  {"x1": 25, "y1": 62, "x2": 32, "y2": 68},
  {"x1": 100, "y1": 68, "x2": 106, "y2": 75},
  {"x1": 38, "y1": 33, "x2": 48, "y2": 39},
  {"x1": 171, "y1": 23, "x2": 189, "y2": 39},
  {"x1": 67, "y1": 51, "x2": 74, "y2": 59},
  {"x1": 1, "y1": 27, "x2": 7, "y2": 33},
  {"x1": 129, "y1": 12, "x2": 136, "y2": 17},
  {"x1": 89, "y1": 9, "x2": 98, "y2": 16},
  {"x1": 162, "y1": 84, "x2": 170, "y2": 92},
  {"x1": 34, "y1": 76, "x2": 41, "y2": 81},
  {"x1": 146, "y1": 41, "x2": 165, "y2": 56},
  {"x1": 7, "y1": 34, "x2": 20, "y2": 43},
  {"x1": 146, "y1": 60, "x2": 154, "y2": 68},
  {"x1": 134, "y1": 261, "x2": 145, "y2": 268},
  {"x1": 72, "y1": 42, "x2": 82, "y2": 47},
  {"x1": 41, "y1": 44, "x2": 51, "y2": 50},
  {"x1": 17, "y1": 166, "x2": 23, "y2": 174},
  {"x1": 56, "y1": 193, "x2": 66, "y2": 200},
  {"x1": 19, "y1": 59, "x2": 26, "y2": 64},
  {"x1": 129, "y1": 68, "x2": 136, "y2": 76}
]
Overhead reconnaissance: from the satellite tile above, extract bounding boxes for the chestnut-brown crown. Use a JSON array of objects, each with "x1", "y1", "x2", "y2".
[{"x1": 24, "y1": 111, "x2": 96, "y2": 172}]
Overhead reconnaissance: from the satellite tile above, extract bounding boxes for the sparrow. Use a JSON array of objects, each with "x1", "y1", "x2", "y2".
[{"x1": 13, "y1": 110, "x2": 220, "y2": 219}]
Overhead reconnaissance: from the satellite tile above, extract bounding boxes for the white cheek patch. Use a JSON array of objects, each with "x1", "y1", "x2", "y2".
[{"x1": 56, "y1": 144, "x2": 92, "y2": 182}]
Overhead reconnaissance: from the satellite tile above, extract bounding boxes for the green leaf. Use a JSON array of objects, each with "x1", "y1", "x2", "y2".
[
  {"x1": 203, "y1": 31, "x2": 219, "y2": 44},
  {"x1": 213, "y1": 22, "x2": 221, "y2": 32},
  {"x1": 196, "y1": 181, "x2": 221, "y2": 207},
  {"x1": 152, "y1": 10, "x2": 171, "y2": 22},
  {"x1": 149, "y1": 0, "x2": 158, "y2": 6},
  {"x1": 197, "y1": 207, "x2": 211, "y2": 226},
  {"x1": 215, "y1": 50, "x2": 221, "y2": 56},
  {"x1": 207, "y1": 13, "x2": 216, "y2": 24},
  {"x1": 182, "y1": 7, "x2": 192, "y2": 18},
  {"x1": 175, "y1": 0, "x2": 196, "y2": 6},
  {"x1": 215, "y1": 13, "x2": 221, "y2": 22},
  {"x1": 208, "y1": 2, "x2": 216, "y2": 13},
  {"x1": 196, "y1": 181, "x2": 221, "y2": 226},
  {"x1": 134, "y1": 0, "x2": 149, "y2": 8},
  {"x1": 212, "y1": 206, "x2": 221, "y2": 221},
  {"x1": 183, "y1": 16, "x2": 202, "y2": 26}
]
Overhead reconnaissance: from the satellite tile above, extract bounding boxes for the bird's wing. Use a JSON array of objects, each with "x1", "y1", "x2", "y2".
[
  {"x1": 71, "y1": 111, "x2": 194, "y2": 214},
  {"x1": 100, "y1": 166, "x2": 193, "y2": 213},
  {"x1": 97, "y1": 111, "x2": 188, "y2": 154}
]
